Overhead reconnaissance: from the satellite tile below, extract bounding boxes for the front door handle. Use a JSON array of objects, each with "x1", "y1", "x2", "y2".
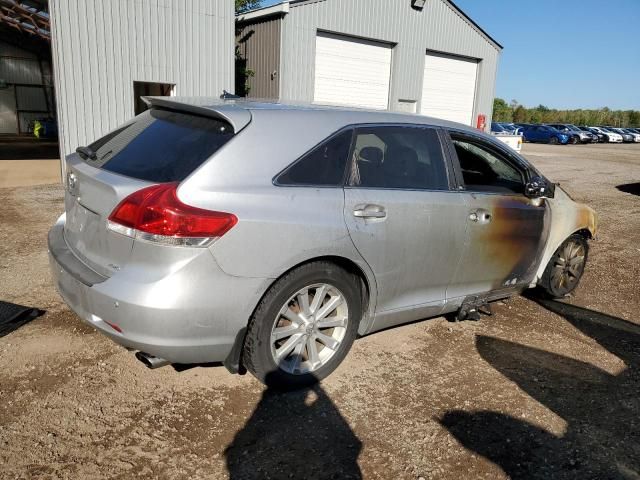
[
  {"x1": 469, "y1": 209, "x2": 492, "y2": 224},
  {"x1": 353, "y1": 204, "x2": 387, "y2": 219}
]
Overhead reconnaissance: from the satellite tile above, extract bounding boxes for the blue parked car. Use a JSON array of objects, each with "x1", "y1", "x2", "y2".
[{"x1": 522, "y1": 125, "x2": 570, "y2": 145}]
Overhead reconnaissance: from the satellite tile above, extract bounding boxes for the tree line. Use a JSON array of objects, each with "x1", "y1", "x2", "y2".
[{"x1": 493, "y1": 98, "x2": 640, "y2": 127}]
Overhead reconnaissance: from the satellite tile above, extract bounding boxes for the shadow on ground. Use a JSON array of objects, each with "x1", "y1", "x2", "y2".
[
  {"x1": 225, "y1": 372, "x2": 362, "y2": 479},
  {"x1": 440, "y1": 298, "x2": 640, "y2": 479},
  {"x1": 616, "y1": 183, "x2": 640, "y2": 196}
]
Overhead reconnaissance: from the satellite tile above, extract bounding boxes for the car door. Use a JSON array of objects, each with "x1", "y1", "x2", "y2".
[
  {"x1": 527, "y1": 126, "x2": 542, "y2": 142},
  {"x1": 443, "y1": 130, "x2": 550, "y2": 301},
  {"x1": 343, "y1": 125, "x2": 468, "y2": 331}
]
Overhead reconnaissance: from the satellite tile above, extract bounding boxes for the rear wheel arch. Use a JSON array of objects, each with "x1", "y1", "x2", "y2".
[
  {"x1": 241, "y1": 257, "x2": 368, "y2": 387},
  {"x1": 269, "y1": 256, "x2": 374, "y2": 320},
  {"x1": 227, "y1": 255, "x2": 375, "y2": 376}
]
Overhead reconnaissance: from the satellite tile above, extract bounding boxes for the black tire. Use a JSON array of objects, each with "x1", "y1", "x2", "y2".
[
  {"x1": 569, "y1": 136, "x2": 579, "y2": 145},
  {"x1": 538, "y1": 234, "x2": 589, "y2": 298},
  {"x1": 549, "y1": 136, "x2": 559, "y2": 145},
  {"x1": 242, "y1": 261, "x2": 362, "y2": 389}
]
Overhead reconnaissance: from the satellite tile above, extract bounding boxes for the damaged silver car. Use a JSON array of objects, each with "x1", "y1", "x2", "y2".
[{"x1": 48, "y1": 98, "x2": 597, "y2": 388}]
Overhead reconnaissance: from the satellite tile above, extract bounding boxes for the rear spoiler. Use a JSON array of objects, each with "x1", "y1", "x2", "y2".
[{"x1": 142, "y1": 96, "x2": 252, "y2": 134}]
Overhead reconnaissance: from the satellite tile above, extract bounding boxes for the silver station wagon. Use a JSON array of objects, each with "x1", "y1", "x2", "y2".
[{"x1": 48, "y1": 98, "x2": 597, "y2": 388}]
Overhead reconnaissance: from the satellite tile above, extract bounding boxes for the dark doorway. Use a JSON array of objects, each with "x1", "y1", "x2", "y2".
[{"x1": 133, "y1": 81, "x2": 175, "y2": 115}]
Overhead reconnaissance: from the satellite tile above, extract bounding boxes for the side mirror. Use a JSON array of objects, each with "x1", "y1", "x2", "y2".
[{"x1": 525, "y1": 176, "x2": 554, "y2": 199}]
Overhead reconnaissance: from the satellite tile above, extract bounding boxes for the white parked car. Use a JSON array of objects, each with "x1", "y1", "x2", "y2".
[
  {"x1": 589, "y1": 126, "x2": 623, "y2": 143},
  {"x1": 621, "y1": 128, "x2": 640, "y2": 143}
]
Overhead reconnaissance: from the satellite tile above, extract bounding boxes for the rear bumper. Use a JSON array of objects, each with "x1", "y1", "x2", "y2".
[{"x1": 48, "y1": 220, "x2": 270, "y2": 365}]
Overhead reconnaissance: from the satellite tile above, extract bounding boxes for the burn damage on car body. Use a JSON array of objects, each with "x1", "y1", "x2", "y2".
[
  {"x1": 532, "y1": 187, "x2": 597, "y2": 285},
  {"x1": 47, "y1": 98, "x2": 599, "y2": 385}
]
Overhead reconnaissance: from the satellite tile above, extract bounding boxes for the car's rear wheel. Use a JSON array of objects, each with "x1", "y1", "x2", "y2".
[
  {"x1": 538, "y1": 234, "x2": 589, "y2": 298},
  {"x1": 549, "y1": 136, "x2": 559, "y2": 145},
  {"x1": 569, "y1": 136, "x2": 579, "y2": 145},
  {"x1": 242, "y1": 261, "x2": 361, "y2": 389}
]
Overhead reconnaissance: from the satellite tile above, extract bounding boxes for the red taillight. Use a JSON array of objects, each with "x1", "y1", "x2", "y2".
[{"x1": 107, "y1": 183, "x2": 237, "y2": 246}]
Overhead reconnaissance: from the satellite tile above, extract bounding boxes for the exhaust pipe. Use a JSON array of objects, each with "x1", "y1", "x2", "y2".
[{"x1": 135, "y1": 351, "x2": 170, "y2": 369}]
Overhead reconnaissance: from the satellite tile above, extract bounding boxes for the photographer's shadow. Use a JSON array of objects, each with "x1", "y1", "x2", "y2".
[
  {"x1": 441, "y1": 299, "x2": 640, "y2": 479},
  {"x1": 225, "y1": 373, "x2": 362, "y2": 480}
]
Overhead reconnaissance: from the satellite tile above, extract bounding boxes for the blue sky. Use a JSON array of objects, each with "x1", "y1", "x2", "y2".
[
  {"x1": 259, "y1": 0, "x2": 640, "y2": 110},
  {"x1": 454, "y1": 0, "x2": 640, "y2": 110}
]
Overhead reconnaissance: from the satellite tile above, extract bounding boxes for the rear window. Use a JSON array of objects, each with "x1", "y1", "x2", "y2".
[{"x1": 84, "y1": 108, "x2": 233, "y2": 182}]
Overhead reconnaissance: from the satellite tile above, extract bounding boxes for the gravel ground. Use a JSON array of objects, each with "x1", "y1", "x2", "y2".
[{"x1": 1, "y1": 143, "x2": 639, "y2": 479}]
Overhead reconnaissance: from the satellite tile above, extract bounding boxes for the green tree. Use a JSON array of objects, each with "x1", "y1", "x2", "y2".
[
  {"x1": 492, "y1": 98, "x2": 513, "y2": 122},
  {"x1": 492, "y1": 99, "x2": 640, "y2": 127},
  {"x1": 513, "y1": 105, "x2": 528, "y2": 123},
  {"x1": 234, "y1": 1, "x2": 261, "y2": 96},
  {"x1": 235, "y1": 0, "x2": 260, "y2": 13}
]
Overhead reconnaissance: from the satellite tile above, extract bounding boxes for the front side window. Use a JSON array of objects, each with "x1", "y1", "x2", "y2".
[
  {"x1": 277, "y1": 129, "x2": 353, "y2": 186},
  {"x1": 347, "y1": 126, "x2": 448, "y2": 190},
  {"x1": 450, "y1": 135, "x2": 525, "y2": 194}
]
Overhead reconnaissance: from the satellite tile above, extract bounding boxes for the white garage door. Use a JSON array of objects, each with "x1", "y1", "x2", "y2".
[
  {"x1": 421, "y1": 52, "x2": 478, "y2": 125},
  {"x1": 314, "y1": 32, "x2": 392, "y2": 110}
]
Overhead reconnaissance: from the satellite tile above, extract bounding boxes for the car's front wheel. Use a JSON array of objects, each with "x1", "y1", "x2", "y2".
[
  {"x1": 242, "y1": 261, "x2": 362, "y2": 389},
  {"x1": 549, "y1": 136, "x2": 559, "y2": 145},
  {"x1": 538, "y1": 234, "x2": 589, "y2": 298}
]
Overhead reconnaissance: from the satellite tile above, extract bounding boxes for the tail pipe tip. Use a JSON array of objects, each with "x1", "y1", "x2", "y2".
[{"x1": 135, "y1": 351, "x2": 171, "y2": 369}]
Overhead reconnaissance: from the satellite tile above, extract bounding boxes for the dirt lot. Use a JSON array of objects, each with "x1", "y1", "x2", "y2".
[{"x1": 1, "y1": 143, "x2": 639, "y2": 479}]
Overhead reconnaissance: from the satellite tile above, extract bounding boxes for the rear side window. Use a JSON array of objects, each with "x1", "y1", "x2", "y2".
[
  {"x1": 84, "y1": 109, "x2": 233, "y2": 182},
  {"x1": 277, "y1": 129, "x2": 353, "y2": 186},
  {"x1": 348, "y1": 126, "x2": 448, "y2": 190}
]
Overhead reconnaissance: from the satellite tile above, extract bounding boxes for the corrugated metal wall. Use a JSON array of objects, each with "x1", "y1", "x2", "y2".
[
  {"x1": 0, "y1": 87, "x2": 17, "y2": 134},
  {"x1": 279, "y1": 0, "x2": 500, "y2": 126},
  {"x1": 236, "y1": 16, "x2": 281, "y2": 99},
  {"x1": 49, "y1": 0, "x2": 235, "y2": 167},
  {"x1": 0, "y1": 40, "x2": 54, "y2": 134}
]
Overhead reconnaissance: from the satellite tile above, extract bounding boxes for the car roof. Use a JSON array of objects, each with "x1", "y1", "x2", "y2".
[{"x1": 143, "y1": 96, "x2": 483, "y2": 135}]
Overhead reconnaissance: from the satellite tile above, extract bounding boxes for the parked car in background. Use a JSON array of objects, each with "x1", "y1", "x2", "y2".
[
  {"x1": 491, "y1": 122, "x2": 506, "y2": 133},
  {"x1": 47, "y1": 98, "x2": 598, "y2": 388},
  {"x1": 621, "y1": 128, "x2": 640, "y2": 142},
  {"x1": 603, "y1": 127, "x2": 634, "y2": 143},
  {"x1": 522, "y1": 125, "x2": 570, "y2": 145},
  {"x1": 547, "y1": 124, "x2": 595, "y2": 144},
  {"x1": 498, "y1": 123, "x2": 524, "y2": 135},
  {"x1": 589, "y1": 126, "x2": 623, "y2": 143},
  {"x1": 491, "y1": 122, "x2": 523, "y2": 152},
  {"x1": 578, "y1": 126, "x2": 605, "y2": 143}
]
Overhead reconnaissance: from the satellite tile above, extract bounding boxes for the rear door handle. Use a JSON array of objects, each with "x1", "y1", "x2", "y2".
[{"x1": 353, "y1": 204, "x2": 387, "y2": 219}]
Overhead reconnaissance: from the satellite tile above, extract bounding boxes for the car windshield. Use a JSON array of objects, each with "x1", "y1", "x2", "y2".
[
  {"x1": 568, "y1": 125, "x2": 582, "y2": 132},
  {"x1": 492, "y1": 123, "x2": 505, "y2": 132}
]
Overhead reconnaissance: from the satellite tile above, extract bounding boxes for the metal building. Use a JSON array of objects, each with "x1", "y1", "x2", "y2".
[
  {"x1": 49, "y1": 0, "x2": 235, "y2": 172},
  {"x1": 236, "y1": 0, "x2": 502, "y2": 129},
  {"x1": 0, "y1": 1, "x2": 54, "y2": 135}
]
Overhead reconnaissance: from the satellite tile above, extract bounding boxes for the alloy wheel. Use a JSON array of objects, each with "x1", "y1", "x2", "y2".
[
  {"x1": 551, "y1": 240, "x2": 586, "y2": 293},
  {"x1": 270, "y1": 283, "x2": 349, "y2": 375}
]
